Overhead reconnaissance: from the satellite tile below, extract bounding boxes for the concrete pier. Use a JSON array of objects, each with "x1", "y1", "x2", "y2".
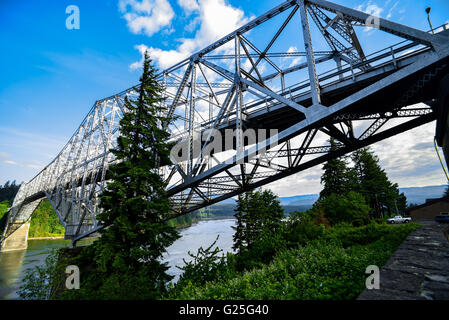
[{"x1": 0, "y1": 221, "x2": 30, "y2": 252}]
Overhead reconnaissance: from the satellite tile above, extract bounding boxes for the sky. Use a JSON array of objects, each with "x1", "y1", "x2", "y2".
[{"x1": 0, "y1": 0, "x2": 448, "y2": 197}]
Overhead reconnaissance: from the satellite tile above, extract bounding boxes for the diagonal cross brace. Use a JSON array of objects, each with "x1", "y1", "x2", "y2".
[{"x1": 308, "y1": 0, "x2": 448, "y2": 50}]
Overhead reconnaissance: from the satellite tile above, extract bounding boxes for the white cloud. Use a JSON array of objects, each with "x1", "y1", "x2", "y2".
[
  {"x1": 4, "y1": 160, "x2": 17, "y2": 165},
  {"x1": 356, "y1": 1, "x2": 383, "y2": 17},
  {"x1": 119, "y1": 0, "x2": 175, "y2": 37},
  {"x1": 285, "y1": 46, "x2": 303, "y2": 69},
  {"x1": 129, "y1": 43, "x2": 189, "y2": 71},
  {"x1": 177, "y1": 0, "x2": 200, "y2": 15},
  {"x1": 130, "y1": 0, "x2": 251, "y2": 70},
  {"x1": 355, "y1": 1, "x2": 384, "y2": 33},
  {"x1": 386, "y1": 1, "x2": 399, "y2": 19},
  {"x1": 25, "y1": 163, "x2": 44, "y2": 170},
  {"x1": 258, "y1": 119, "x2": 447, "y2": 197}
]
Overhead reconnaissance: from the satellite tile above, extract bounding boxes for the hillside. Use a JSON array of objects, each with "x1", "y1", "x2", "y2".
[
  {"x1": 203, "y1": 185, "x2": 448, "y2": 216},
  {"x1": 398, "y1": 185, "x2": 446, "y2": 205}
]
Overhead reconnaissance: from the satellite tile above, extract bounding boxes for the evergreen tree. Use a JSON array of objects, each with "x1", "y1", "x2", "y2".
[
  {"x1": 350, "y1": 147, "x2": 406, "y2": 218},
  {"x1": 232, "y1": 189, "x2": 284, "y2": 253},
  {"x1": 320, "y1": 138, "x2": 350, "y2": 199},
  {"x1": 318, "y1": 191, "x2": 370, "y2": 226},
  {"x1": 0, "y1": 180, "x2": 21, "y2": 203},
  {"x1": 78, "y1": 52, "x2": 180, "y2": 299}
]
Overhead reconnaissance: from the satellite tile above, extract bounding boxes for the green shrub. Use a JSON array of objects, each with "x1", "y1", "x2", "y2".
[
  {"x1": 317, "y1": 192, "x2": 371, "y2": 226},
  {"x1": 172, "y1": 241, "x2": 373, "y2": 300},
  {"x1": 325, "y1": 222, "x2": 420, "y2": 248},
  {"x1": 234, "y1": 230, "x2": 287, "y2": 272},
  {"x1": 282, "y1": 211, "x2": 325, "y2": 248},
  {"x1": 170, "y1": 222, "x2": 421, "y2": 300},
  {"x1": 175, "y1": 236, "x2": 231, "y2": 287}
]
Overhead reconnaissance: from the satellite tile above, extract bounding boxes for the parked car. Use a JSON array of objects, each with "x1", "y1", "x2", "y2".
[
  {"x1": 386, "y1": 215, "x2": 412, "y2": 224},
  {"x1": 435, "y1": 212, "x2": 449, "y2": 223}
]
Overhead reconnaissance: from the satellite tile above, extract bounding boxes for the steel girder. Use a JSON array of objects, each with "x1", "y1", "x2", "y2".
[{"x1": 3, "y1": 0, "x2": 449, "y2": 244}]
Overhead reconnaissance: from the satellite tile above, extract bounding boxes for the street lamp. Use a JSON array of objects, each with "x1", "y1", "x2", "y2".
[{"x1": 426, "y1": 7, "x2": 434, "y2": 34}]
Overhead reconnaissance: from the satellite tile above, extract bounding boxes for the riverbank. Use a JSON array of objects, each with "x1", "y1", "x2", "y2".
[
  {"x1": 170, "y1": 215, "x2": 235, "y2": 230},
  {"x1": 28, "y1": 236, "x2": 64, "y2": 240},
  {"x1": 168, "y1": 222, "x2": 421, "y2": 300},
  {"x1": 0, "y1": 218, "x2": 236, "y2": 299}
]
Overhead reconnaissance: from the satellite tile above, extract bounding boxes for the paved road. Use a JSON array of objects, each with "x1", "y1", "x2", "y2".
[{"x1": 358, "y1": 221, "x2": 449, "y2": 300}]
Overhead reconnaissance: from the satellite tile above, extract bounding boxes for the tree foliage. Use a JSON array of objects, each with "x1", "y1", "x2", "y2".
[
  {"x1": 0, "y1": 200, "x2": 10, "y2": 219},
  {"x1": 174, "y1": 236, "x2": 230, "y2": 289},
  {"x1": 170, "y1": 222, "x2": 420, "y2": 300},
  {"x1": 65, "y1": 52, "x2": 180, "y2": 299},
  {"x1": 351, "y1": 148, "x2": 406, "y2": 217},
  {"x1": 0, "y1": 180, "x2": 21, "y2": 203},
  {"x1": 315, "y1": 191, "x2": 370, "y2": 226},
  {"x1": 232, "y1": 189, "x2": 284, "y2": 254},
  {"x1": 320, "y1": 138, "x2": 351, "y2": 199},
  {"x1": 319, "y1": 143, "x2": 406, "y2": 218},
  {"x1": 28, "y1": 200, "x2": 65, "y2": 237}
]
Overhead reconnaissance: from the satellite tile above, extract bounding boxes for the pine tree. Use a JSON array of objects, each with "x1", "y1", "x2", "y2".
[
  {"x1": 320, "y1": 138, "x2": 350, "y2": 199},
  {"x1": 351, "y1": 147, "x2": 406, "y2": 218},
  {"x1": 232, "y1": 189, "x2": 284, "y2": 253},
  {"x1": 0, "y1": 180, "x2": 21, "y2": 203},
  {"x1": 84, "y1": 52, "x2": 180, "y2": 299},
  {"x1": 232, "y1": 193, "x2": 247, "y2": 254}
]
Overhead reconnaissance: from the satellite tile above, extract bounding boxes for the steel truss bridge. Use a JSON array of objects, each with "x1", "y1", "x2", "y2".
[{"x1": 2, "y1": 0, "x2": 449, "y2": 246}]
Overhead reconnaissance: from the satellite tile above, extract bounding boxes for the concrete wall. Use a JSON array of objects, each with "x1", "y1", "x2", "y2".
[
  {"x1": 0, "y1": 198, "x2": 46, "y2": 252},
  {"x1": 410, "y1": 201, "x2": 449, "y2": 220}
]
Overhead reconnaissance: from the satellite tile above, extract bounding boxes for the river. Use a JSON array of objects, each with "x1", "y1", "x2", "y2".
[{"x1": 0, "y1": 218, "x2": 236, "y2": 300}]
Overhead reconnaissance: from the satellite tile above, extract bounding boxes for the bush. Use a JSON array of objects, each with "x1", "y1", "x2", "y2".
[
  {"x1": 234, "y1": 230, "x2": 287, "y2": 272},
  {"x1": 175, "y1": 236, "x2": 231, "y2": 287},
  {"x1": 171, "y1": 241, "x2": 375, "y2": 300},
  {"x1": 18, "y1": 249, "x2": 70, "y2": 300},
  {"x1": 325, "y1": 222, "x2": 420, "y2": 248},
  {"x1": 282, "y1": 211, "x2": 325, "y2": 248},
  {"x1": 317, "y1": 192, "x2": 370, "y2": 226},
  {"x1": 170, "y1": 223, "x2": 421, "y2": 300},
  {"x1": 0, "y1": 200, "x2": 10, "y2": 234}
]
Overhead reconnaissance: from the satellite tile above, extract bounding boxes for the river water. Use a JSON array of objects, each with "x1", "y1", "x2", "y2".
[{"x1": 0, "y1": 218, "x2": 236, "y2": 300}]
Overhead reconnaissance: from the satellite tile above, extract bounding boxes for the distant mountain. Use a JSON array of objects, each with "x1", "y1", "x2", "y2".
[
  {"x1": 204, "y1": 185, "x2": 447, "y2": 216},
  {"x1": 279, "y1": 194, "x2": 319, "y2": 206},
  {"x1": 278, "y1": 185, "x2": 448, "y2": 208},
  {"x1": 399, "y1": 185, "x2": 447, "y2": 205}
]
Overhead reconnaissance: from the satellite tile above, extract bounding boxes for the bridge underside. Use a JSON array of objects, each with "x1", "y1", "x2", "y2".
[{"x1": 2, "y1": 0, "x2": 449, "y2": 246}]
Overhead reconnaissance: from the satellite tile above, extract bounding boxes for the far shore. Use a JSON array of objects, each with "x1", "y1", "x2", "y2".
[
  {"x1": 26, "y1": 216, "x2": 236, "y2": 240},
  {"x1": 28, "y1": 236, "x2": 65, "y2": 240}
]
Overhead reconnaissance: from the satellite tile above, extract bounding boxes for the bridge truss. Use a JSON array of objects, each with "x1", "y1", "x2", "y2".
[{"x1": 4, "y1": 0, "x2": 449, "y2": 244}]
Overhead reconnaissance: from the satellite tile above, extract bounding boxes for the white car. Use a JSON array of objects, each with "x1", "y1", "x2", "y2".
[{"x1": 387, "y1": 215, "x2": 412, "y2": 224}]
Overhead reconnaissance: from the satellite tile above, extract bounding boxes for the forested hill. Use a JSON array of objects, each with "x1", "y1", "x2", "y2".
[{"x1": 207, "y1": 185, "x2": 448, "y2": 215}]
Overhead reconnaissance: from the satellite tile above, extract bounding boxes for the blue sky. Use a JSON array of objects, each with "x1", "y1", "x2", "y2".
[{"x1": 0, "y1": 0, "x2": 448, "y2": 196}]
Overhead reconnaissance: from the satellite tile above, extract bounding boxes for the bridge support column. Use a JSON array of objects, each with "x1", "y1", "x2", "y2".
[{"x1": 0, "y1": 221, "x2": 30, "y2": 252}]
